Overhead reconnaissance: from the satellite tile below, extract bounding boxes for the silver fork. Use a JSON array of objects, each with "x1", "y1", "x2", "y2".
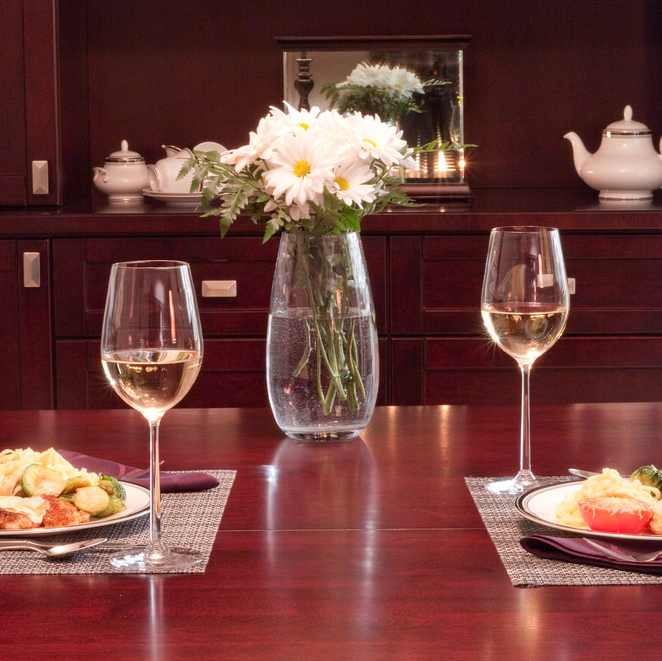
[{"x1": 583, "y1": 537, "x2": 662, "y2": 563}]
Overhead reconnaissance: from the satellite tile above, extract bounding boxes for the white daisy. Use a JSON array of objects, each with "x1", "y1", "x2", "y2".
[
  {"x1": 346, "y1": 113, "x2": 409, "y2": 167},
  {"x1": 329, "y1": 159, "x2": 376, "y2": 206},
  {"x1": 273, "y1": 101, "x2": 321, "y2": 132},
  {"x1": 383, "y1": 66, "x2": 425, "y2": 96},
  {"x1": 262, "y1": 126, "x2": 335, "y2": 206}
]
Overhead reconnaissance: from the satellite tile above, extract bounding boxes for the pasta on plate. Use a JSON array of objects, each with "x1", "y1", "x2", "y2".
[
  {"x1": 555, "y1": 468, "x2": 661, "y2": 529},
  {"x1": 0, "y1": 448, "x2": 97, "y2": 497}
]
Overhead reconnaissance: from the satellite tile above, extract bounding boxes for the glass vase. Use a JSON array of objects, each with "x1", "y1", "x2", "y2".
[{"x1": 266, "y1": 232, "x2": 379, "y2": 442}]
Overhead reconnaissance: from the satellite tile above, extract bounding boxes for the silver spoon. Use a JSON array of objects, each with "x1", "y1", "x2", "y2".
[
  {"x1": 0, "y1": 537, "x2": 107, "y2": 557},
  {"x1": 583, "y1": 537, "x2": 662, "y2": 563}
]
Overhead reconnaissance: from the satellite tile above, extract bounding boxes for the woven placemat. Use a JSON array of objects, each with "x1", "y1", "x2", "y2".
[
  {"x1": 0, "y1": 470, "x2": 235, "y2": 575},
  {"x1": 466, "y1": 476, "x2": 662, "y2": 587}
]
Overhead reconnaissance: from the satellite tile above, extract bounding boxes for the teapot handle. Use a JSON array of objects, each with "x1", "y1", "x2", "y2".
[
  {"x1": 93, "y1": 167, "x2": 109, "y2": 183},
  {"x1": 147, "y1": 164, "x2": 161, "y2": 192}
]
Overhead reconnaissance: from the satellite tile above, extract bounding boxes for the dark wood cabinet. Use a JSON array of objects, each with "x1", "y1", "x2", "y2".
[
  {"x1": 0, "y1": 240, "x2": 53, "y2": 408},
  {"x1": 1, "y1": 0, "x2": 89, "y2": 207},
  {"x1": 3, "y1": 206, "x2": 662, "y2": 408}
]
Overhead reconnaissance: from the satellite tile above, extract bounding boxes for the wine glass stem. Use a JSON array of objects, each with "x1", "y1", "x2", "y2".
[
  {"x1": 148, "y1": 419, "x2": 167, "y2": 556},
  {"x1": 519, "y1": 363, "x2": 533, "y2": 477}
]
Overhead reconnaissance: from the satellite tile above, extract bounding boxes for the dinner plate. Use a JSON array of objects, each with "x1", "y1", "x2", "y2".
[
  {"x1": 516, "y1": 481, "x2": 662, "y2": 541},
  {"x1": 0, "y1": 482, "x2": 150, "y2": 537}
]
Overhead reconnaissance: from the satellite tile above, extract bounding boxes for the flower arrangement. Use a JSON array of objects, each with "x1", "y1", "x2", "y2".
[
  {"x1": 182, "y1": 102, "x2": 428, "y2": 241},
  {"x1": 322, "y1": 62, "x2": 444, "y2": 124},
  {"x1": 180, "y1": 104, "x2": 456, "y2": 418}
]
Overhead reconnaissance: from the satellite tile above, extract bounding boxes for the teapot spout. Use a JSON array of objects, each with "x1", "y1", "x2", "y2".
[{"x1": 564, "y1": 132, "x2": 592, "y2": 174}]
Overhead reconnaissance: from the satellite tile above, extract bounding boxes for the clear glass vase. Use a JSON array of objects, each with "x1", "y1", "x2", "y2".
[{"x1": 266, "y1": 232, "x2": 379, "y2": 442}]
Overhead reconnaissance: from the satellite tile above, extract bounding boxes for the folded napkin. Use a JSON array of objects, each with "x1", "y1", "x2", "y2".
[
  {"x1": 57, "y1": 449, "x2": 219, "y2": 493},
  {"x1": 521, "y1": 534, "x2": 662, "y2": 576}
]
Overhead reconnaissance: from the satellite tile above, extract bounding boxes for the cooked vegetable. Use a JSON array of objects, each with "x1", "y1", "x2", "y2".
[
  {"x1": 95, "y1": 475, "x2": 126, "y2": 517},
  {"x1": 98, "y1": 475, "x2": 126, "y2": 500},
  {"x1": 62, "y1": 474, "x2": 93, "y2": 494},
  {"x1": 630, "y1": 465, "x2": 662, "y2": 498},
  {"x1": 578, "y1": 496, "x2": 653, "y2": 534},
  {"x1": 20, "y1": 464, "x2": 66, "y2": 497},
  {"x1": 72, "y1": 486, "x2": 111, "y2": 517}
]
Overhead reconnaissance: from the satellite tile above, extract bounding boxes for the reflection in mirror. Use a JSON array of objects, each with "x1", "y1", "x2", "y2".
[{"x1": 276, "y1": 36, "x2": 471, "y2": 199}]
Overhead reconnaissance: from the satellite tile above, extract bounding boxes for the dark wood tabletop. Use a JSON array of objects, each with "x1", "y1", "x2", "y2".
[{"x1": 1, "y1": 403, "x2": 661, "y2": 659}]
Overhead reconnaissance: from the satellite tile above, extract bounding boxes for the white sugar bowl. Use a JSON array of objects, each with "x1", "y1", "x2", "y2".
[{"x1": 93, "y1": 140, "x2": 149, "y2": 203}]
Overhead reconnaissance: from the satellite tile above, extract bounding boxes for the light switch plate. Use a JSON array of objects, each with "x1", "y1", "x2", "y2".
[{"x1": 31, "y1": 160, "x2": 49, "y2": 195}]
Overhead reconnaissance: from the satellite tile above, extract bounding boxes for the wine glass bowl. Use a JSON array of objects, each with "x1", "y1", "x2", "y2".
[
  {"x1": 481, "y1": 227, "x2": 570, "y2": 494},
  {"x1": 101, "y1": 260, "x2": 204, "y2": 571}
]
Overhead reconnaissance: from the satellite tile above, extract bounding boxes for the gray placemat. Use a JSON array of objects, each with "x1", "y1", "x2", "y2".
[
  {"x1": 466, "y1": 476, "x2": 662, "y2": 587},
  {"x1": 0, "y1": 470, "x2": 235, "y2": 575}
]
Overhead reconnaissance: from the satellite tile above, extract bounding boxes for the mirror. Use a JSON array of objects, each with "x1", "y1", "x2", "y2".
[{"x1": 276, "y1": 36, "x2": 471, "y2": 199}]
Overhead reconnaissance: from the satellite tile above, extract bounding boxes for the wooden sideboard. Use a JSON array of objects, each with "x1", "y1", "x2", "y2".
[{"x1": 3, "y1": 189, "x2": 662, "y2": 410}]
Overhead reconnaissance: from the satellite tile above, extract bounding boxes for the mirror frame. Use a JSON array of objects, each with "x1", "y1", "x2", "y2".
[{"x1": 275, "y1": 35, "x2": 472, "y2": 200}]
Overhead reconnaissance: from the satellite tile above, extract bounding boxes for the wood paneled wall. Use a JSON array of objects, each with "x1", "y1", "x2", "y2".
[{"x1": 86, "y1": 0, "x2": 662, "y2": 191}]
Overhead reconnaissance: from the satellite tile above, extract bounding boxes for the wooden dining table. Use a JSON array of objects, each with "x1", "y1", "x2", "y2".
[{"x1": 2, "y1": 402, "x2": 662, "y2": 659}]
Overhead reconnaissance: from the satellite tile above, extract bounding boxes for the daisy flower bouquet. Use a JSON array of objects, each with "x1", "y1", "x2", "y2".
[
  {"x1": 181, "y1": 103, "x2": 433, "y2": 430},
  {"x1": 322, "y1": 62, "x2": 439, "y2": 124}
]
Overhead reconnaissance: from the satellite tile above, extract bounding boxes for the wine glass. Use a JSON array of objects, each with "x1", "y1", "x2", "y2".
[
  {"x1": 449, "y1": 103, "x2": 462, "y2": 147},
  {"x1": 100, "y1": 260, "x2": 204, "y2": 571},
  {"x1": 481, "y1": 227, "x2": 570, "y2": 494}
]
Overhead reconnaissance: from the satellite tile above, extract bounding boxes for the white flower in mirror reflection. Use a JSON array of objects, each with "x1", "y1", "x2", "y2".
[{"x1": 346, "y1": 113, "x2": 413, "y2": 168}]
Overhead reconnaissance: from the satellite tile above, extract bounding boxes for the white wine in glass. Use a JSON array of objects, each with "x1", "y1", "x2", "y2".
[
  {"x1": 481, "y1": 227, "x2": 570, "y2": 494},
  {"x1": 101, "y1": 260, "x2": 203, "y2": 571}
]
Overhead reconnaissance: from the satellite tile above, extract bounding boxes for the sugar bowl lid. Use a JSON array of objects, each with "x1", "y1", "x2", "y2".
[
  {"x1": 105, "y1": 140, "x2": 145, "y2": 163},
  {"x1": 604, "y1": 106, "x2": 651, "y2": 136}
]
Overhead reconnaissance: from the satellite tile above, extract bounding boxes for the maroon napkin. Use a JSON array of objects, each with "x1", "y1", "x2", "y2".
[
  {"x1": 57, "y1": 449, "x2": 219, "y2": 493},
  {"x1": 521, "y1": 534, "x2": 662, "y2": 575}
]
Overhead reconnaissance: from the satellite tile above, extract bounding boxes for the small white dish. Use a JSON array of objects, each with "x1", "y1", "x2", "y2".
[
  {"x1": 193, "y1": 141, "x2": 225, "y2": 153},
  {"x1": 143, "y1": 189, "x2": 203, "y2": 208}
]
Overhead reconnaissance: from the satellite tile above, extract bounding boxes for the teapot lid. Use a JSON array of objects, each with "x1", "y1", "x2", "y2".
[
  {"x1": 604, "y1": 106, "x2": 651, "y2": 136},
  {"x1": 105, "y1": 140, "x2": 145, "y2": 163}
]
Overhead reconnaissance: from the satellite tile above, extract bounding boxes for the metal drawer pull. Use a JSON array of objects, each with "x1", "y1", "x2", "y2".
[
  {"x1": 201, "y1": 280, "x2": 237, "y2": 298},
  {"x1": 23, "y1": 252, "x2": 41, "y2": 288},
  {"x1": 568, "y1": 278, "x2": 576, "y2": 295}
]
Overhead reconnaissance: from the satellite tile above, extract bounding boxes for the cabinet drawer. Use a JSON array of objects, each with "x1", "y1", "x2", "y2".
[
  {"x1": 418, "y1": 234, "x2": 662, "y2": 337},
  {"x1": 53, "y1": 235, "x2": 386, "y2": 338},
  {"x1": 55, "y1": 338, "x2": 270, "y2": 409},
  {"x1": 392, "y1": 336, "x2": 662, "y2": 405}
]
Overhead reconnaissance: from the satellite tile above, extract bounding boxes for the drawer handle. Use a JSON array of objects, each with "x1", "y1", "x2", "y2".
[
  {"x1": 201, "y1": 280, "x2": 237, "y2": 298},
  {"x1": 568, "y1": 278, "x2": 576, "y2": 295}
]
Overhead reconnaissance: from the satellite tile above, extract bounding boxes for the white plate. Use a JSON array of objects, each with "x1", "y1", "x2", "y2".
[
  {"x1": 0, "y1": 482, "x2": 150, "y2": 537},
  {"x1": 143, "y1": 189, "x2": 203, "y2": 208},
  {"x1": 516, "y1": 481, "x2": 662, "y2": 541}
]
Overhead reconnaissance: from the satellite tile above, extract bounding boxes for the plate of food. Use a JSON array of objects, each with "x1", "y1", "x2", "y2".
[
  {"x1": 0, "y1": 447, "x2": 149, "y2": 536},
  {"x1": 516, "y1": 466, "x2": 662, "y2": 541}
]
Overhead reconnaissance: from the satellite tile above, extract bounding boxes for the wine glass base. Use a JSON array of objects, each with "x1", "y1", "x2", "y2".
[
  {"x1": 485, "y1": 472, "x2": 548, "y2": 495},
  {"x1": 109, "y1": 547, "x2": 204, "y2": 572}
]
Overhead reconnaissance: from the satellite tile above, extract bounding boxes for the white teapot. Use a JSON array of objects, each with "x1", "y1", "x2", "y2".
[
  {"x1": 564, "y1": 106, "x2": 662, "y2": 200},
  {"x1": 147, "y1": 145, "x2": 195, "y2": 194},
  {"x1": 92, "y1": 140, "x2": 149, "y2": 203}
]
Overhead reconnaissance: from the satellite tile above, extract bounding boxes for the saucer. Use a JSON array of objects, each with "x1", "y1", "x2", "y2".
[
  {"x1": 143, "y1": 189, "x2": 203, "y2": 208},
  {"x1": 193, "y1": 141, "x2": 226, "y2": 153}
]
